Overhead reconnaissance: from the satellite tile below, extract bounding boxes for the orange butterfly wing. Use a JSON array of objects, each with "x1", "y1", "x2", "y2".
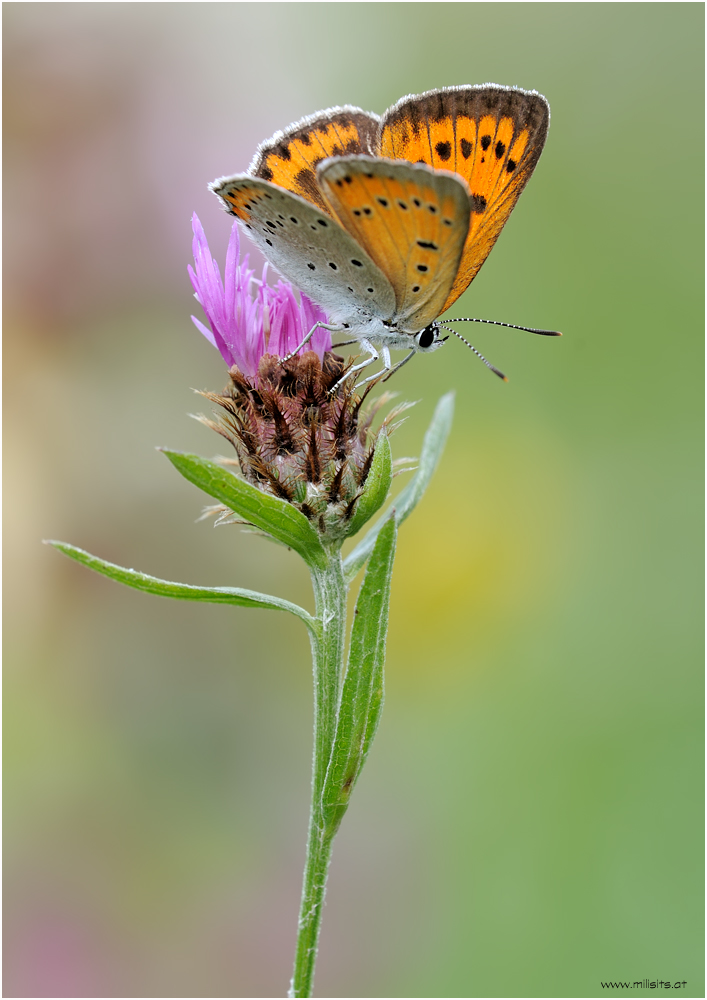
[
  {"x1": 318, "y1": 156, "x2": 470, "y2": 332},
  {"x1": 379, "y1": 86, "x2": 549, "y2": 313},
  {"x1": 249, "y1": 107, "x2": 380, "y2": 212}
]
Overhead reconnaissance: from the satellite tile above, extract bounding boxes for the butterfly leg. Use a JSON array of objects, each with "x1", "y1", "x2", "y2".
[
  {"x1": 353, "y1": 346, "x2": 395, "y2": 387},
  {"x1": 381, "y1": 348, "x2": 416, "y2": 382},
  {"x1": 330, "y1": 339, "x2": 379, "y2": 392},
  {"x1": 280, "y1": 322, "x2": 343, "y2": 362},
  {"x1": 355, "y1": 346, "x2": 418, "y2": 387}
]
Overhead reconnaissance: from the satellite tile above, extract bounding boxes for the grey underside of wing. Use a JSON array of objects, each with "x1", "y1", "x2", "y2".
[{"x1": 216, "y1": 177, "x2": 396, "y2": 325}]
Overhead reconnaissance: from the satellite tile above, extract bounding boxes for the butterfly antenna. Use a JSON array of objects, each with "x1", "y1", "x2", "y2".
[
  {"x1": 447, "y1": 317, "x2": 562, "y2": 336},
  {"x1": 440, "y1": 325, "x2": 508, "y2": 381}
]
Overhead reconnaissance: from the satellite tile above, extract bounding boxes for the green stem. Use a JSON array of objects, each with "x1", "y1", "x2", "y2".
[{"x1": 290, "y1": 551, "x2": 348, "y2": 999}]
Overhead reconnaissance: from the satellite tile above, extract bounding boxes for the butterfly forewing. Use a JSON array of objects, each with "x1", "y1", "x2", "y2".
[
  {"x1": 249, "y1": 108, "x2": 380, "y2": 212},
  {"x1": 379, "y1": 85, "x2": 549, "y2": 312},
  {"x1": 210, "y1": 174, "x2": 395, "y2": 323},
  {"x1": 318, "y1": 156, "x2": 470, "y2": 332}
]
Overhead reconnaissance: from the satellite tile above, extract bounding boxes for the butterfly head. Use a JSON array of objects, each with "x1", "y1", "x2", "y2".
[{"x1": 414, "y1": 323, "x2": 448, "y2": 353}]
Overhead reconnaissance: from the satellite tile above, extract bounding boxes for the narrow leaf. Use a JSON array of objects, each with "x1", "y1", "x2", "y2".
[
  {"x1": 343, "y1": 391, "x2": 454, "y2": 581},
  {"x1": 322, "y1": 515, "x2": 397, "y2": 833},
  {"x1": 161, "y1": 450, "x2": 327, "y2": 569},
  {"x1": 344, "y1": 430, "x2": 393, "y2": 538},
  {"x1": 46, "y1": 541, "x2": 318, "y2": 633}
]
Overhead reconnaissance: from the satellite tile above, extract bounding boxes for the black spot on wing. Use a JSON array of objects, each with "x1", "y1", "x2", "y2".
[{"x1": 435, "y1": 140, "x2": 452, "y2": 161}]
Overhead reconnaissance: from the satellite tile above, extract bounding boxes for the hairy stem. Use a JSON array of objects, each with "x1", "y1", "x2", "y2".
[{"x1": 289, "y1": 553, "x2": 347, "y2": 999}]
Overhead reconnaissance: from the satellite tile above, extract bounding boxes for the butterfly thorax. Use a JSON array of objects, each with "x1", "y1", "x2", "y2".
[
  {"x1": 331, "y1": 313, "x2": 445, "y2": 356},
  {"x1": 333, "y1": 314, "x2": 414, "y2": 348}
]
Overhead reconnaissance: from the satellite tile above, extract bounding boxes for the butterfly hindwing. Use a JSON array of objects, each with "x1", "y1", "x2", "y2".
[
  {"x1": 318, "y1": 156, "x2": 470, "y2": 332},
  {"x1": 249, "y1": 107, "x2": 381, "y2": 212},
  {"x1": 210, "y1": 174, "x2": 396, "y2": 323},
  {"x1": 379, "y1": 85, "x2": 549, "y2": 311}
]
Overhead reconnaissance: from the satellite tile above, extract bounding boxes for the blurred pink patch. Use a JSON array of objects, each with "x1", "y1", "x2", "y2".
[{"x1": 9, "y1": 909, "x2": 111, "y2": 998}]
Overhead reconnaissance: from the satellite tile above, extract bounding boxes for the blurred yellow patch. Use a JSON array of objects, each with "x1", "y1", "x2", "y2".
[{"x1": 386, "y1": 427, "x2": 571, "y2": 678}]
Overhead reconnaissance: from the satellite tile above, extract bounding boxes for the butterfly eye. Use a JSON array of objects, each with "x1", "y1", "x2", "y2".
[{"x1": 416, "y1": 325, "x2": 436, "y2": 349}]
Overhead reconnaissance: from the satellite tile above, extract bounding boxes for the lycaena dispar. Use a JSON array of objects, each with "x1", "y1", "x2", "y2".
[{"x1": 210, "y1": 85, "x2": 560, "y2": 384}]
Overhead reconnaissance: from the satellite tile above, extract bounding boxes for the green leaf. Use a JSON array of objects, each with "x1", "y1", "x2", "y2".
[
  {"x1": 45, "y1": 541, "x2": 318, "y2": 633},
  {"x1": 160, "y1": 450, "x2": 328, "y2": 569},
  {"x1": 344, "y1": 430, "x2": 393, "y2": 538},
  {"x1": 343, "y1": 391, "x2": 454, "y2": 582},
  {"x1": 322, "y1": 515, "x2": 397, "y2": 833}
]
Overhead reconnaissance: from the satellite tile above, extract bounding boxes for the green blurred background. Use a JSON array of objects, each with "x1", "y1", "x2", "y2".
[{"x1": 4, "y1": 4, "x2": 703, "y2": 997}]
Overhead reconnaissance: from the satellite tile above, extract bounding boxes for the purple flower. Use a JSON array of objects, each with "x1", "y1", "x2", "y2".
[{"x1": 188, "y1": 213, "x2": 331, "y2": 377}]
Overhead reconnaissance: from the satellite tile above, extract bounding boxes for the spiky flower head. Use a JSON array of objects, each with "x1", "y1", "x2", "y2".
[{"x1": 189, "y1": 216, "x2": 399, "y2": 542}]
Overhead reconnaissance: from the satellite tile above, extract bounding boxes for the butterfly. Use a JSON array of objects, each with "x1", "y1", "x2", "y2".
[{"x1": 210, "y1": 84, "x2": 559, "y2": 384}]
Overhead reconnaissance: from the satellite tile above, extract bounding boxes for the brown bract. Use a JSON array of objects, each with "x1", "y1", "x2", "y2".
[{"x1": 198, "y1": 351, "x2": 389, "y2": 537}]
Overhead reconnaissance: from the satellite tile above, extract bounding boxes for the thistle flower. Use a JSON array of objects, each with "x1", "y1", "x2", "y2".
[
  {"x1": 188, "y1": 212, "x2": 332, "y2": 375},
  {"x1": 189, "y1": 213, "x2": 400, "y2": 542},
  {"x1": 49, "y1": 208, "x2": 454, "y2": 1000}
]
